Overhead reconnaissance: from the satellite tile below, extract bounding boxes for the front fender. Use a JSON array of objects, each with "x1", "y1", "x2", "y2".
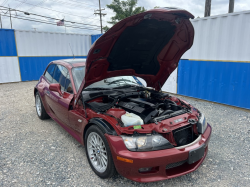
[{"x1": 88, "y1": 118, "x2": 117, "y2": 136}]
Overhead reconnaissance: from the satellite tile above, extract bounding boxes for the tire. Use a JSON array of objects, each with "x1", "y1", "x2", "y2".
[
  {"x1": 85, "y1": 125, "x2": 116, "y2": 178},
  {"x1": 35, "y1": 92, "x2": 50, "y2": 120}
]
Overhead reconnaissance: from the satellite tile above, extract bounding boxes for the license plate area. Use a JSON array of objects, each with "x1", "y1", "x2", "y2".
[{"x1": 188, "y1": 144, "x2": 205, "y2": 164}]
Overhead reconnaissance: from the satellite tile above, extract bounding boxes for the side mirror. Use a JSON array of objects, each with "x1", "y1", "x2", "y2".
[{"x1": 49, "y1": 83, "x2": 62, "y2": 96}]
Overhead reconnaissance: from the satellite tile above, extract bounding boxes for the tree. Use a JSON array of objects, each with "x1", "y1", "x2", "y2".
[{"x1": 103, "y1": 0, "x2": 146, "y2": 32}]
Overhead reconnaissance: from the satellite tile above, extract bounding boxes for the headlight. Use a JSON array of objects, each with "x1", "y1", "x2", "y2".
[
  {"x1": 197, "y1": 112, "x2": 207, "y2": 134},
  {"x1": 121, "y1": 134, "x2": 173, "y2": 152}
]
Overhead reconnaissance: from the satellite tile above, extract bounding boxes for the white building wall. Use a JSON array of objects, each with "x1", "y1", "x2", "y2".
[
  {"x1": 0, "y1": 57, "x2": 21, "y2": 83},
  {"x1": 182, "y1": 10, "x2": 250, "y2": 61},
  {"x1": 137, "y1": 68, "x2": 177, "y2": 94},
  {"x1": 162, "y1": 68, "x2": 177, "y2": 94},
  {"x1": 15, "y1": 30, "x2": 91, "y2": 56}
]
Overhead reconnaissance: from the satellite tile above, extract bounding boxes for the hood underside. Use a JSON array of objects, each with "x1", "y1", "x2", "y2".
[{"x1": 76, "y1": 7, "x2": 194, "y2": 100}]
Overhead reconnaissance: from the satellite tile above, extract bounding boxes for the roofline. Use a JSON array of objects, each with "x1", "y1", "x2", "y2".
[
  {"x1": 192, "y1": 10, "x2": 250, "y2": 22},
  {"x1": 14, "y1": 29, "x2": 92, "y2": 36}
]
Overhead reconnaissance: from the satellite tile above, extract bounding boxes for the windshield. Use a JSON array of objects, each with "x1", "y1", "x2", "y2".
[
  {"x1": 85, "y1": 76, "x2": 144, "y2": 90},
  {"x1": 72, "y1": 66, "x2": 85, "y2": 92}
]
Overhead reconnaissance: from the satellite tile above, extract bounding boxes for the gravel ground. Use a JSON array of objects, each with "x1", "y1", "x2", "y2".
[{"x1": 0, "y1": 81, "x2": 250, "y2": 187}]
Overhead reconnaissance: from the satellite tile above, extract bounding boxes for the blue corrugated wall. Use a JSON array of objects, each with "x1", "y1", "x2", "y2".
[
  {"x1": 0, "y1": 29, "x2": 17, "y2": 56},
  {"x1": 177, "y1": 60, "x2": 250, "y2": 109},
  {"x1": 19, "y1": 56, "x2": 87, "y2": 81},
  {"x1": 91, "y1": 34, "x2": 102, "y2": 44}
]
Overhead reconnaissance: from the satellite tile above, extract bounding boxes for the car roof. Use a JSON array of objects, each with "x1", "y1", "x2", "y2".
[{"x1": 52, "y1": 58, "x2": 86, "y2": 69}]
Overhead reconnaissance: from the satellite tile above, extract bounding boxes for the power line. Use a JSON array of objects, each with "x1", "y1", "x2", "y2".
[
  {"x1": 26, "y1": 0, "x2": 47, "y2": 12},
  {"x1": 65, "y1": 0, "x2": 97, "y2": 7},
  {"x1": 13, "y1": 0, "x2": 28, "y2": 9},
  {"x1": 14, "y1": 0, "x2": 107, "y2": 22},
  {"x1": 0, "y1": 0, "x2": 8, "y2": 6},
  {"x1": 1, "y1": 13, "x2": 101, "y2": 31},
  {"x1": 0, "y1": 5, "x2": 101, "y2": 28},
  {"x1": 54, "y1": 0, "x2": 96, "y2": 9},
  {"x1": 17, "y1": 13, "x2": 100, "y2": 29}
]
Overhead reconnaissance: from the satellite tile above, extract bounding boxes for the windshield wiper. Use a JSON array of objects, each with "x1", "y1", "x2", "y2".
[
  {"x1": 107, "y1": 79, "x2": 138, "y2": 85},
  {"x1": 83, "y1": 87, "x2": 111, "y2": 91},
  {"x1": 112, "y1": 84, "x2": 142, "y2": 89}
]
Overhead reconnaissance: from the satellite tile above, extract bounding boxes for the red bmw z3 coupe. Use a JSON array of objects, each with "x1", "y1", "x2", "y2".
[{"x1": 34, "y1": 7, "x2": 212, "y2": 183}]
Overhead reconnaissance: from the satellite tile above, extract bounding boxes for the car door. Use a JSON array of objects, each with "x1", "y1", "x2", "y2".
[{"x1": 45, "y1": 64, "x2": 74, "y2": 125}]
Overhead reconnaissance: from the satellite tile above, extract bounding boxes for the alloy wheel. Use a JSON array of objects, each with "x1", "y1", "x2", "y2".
[
  {"x1": 87, "y1": 132, "x2": 108, "y2": 173},
  {"x1": 36, "y1": 94, "x2": 42, "y2": 117}
]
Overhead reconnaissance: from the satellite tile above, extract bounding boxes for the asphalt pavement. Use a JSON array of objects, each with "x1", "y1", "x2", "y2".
[{"x1": 0, "y1": 81, "x2": 249, "y2": 187}]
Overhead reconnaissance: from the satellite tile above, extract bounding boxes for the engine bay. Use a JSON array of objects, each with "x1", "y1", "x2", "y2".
[
  {"x1": 82, "y1": 86, "x2": 189, "y2": 125},
  {"x1": 81, "y1": 86, "x2": 202, "y2": 147}
]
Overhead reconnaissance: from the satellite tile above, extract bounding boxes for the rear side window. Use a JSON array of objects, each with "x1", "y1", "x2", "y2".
[
  {"x1": 44, "y1": 64, "x2": 56, "y2": 82},
  {"x1": 53, "y1": 65, "x2": 68, "y2": 91}
]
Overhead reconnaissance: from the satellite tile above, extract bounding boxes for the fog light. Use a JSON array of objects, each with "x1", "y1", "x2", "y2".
[{"x1": 138, "y1": 167, "x2": 152, "y2": 173}]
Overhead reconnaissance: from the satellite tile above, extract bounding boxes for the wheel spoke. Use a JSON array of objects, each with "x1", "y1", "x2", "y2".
[
  {"x1": 97, "y1": 156, "x2": 100, "y2": 166},
  {"x1": 96, "y1": 136, "x2": 100, "y2": 145},
  {"x1": 91, "y1": 136, "x2": 96, "y2": 144},
  {"x1": 101, "y1": 153, "x2": 107, "y2": 160},
  {"x1": 101, "y1": 156, "x2": 107, "y2": 166},
  {"x1": 100, "y1": 157, "x2": 103, "y2": 168},
  {"x1": 94, "y1": 135, "x2": 98, "y2": 144},
  {"x1": 88, "y1": 140, "x2": 95, "y2": 147}
]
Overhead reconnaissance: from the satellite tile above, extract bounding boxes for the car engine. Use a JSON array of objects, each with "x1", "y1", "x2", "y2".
[{"x1": 83, "y1": 87, "x2": 188, "y2": 125}]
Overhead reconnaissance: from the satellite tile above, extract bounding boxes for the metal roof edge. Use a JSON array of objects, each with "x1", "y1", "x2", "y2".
[
  {"x1": 14, "y1": 29, "x2": 92, "y2": 36},
  {"x1": 192, "y1": 10, "x2": 250, "y2": 22}
]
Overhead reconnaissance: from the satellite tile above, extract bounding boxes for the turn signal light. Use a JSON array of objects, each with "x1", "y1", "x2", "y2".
[{"x1": 117, "y1": 156, "x2": 133, "y2": 163}]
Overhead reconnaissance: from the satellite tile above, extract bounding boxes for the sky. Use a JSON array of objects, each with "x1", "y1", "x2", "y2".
[{"x1": 0, "y1": 0, "x2": 249, "y2": 35}]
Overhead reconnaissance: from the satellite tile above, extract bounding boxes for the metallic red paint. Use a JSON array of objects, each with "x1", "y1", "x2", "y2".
[{"x1": 105, "y1": 124, "x2": 212, "y2": 183}]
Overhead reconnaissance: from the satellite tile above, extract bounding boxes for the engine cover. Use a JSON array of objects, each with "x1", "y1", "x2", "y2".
[{"x1": 117, "y1": 98, "x2": 158, "y2": 124}]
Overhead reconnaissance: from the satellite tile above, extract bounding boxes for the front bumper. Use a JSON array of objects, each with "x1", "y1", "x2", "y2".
[{"x1": 105, "y1": 124, "x2": 212, "y2": 183}]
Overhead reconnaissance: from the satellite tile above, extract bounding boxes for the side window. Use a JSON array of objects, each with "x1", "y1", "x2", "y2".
[
  {"x1": 44, "y1": 64, "x2": 56, "y2": 83},
  {"x1": 65, "y1": 74, "x2": 73, "y2": 94},
  {"x1": 52, "y1": 65, "x2": 68, "y2": 91}
]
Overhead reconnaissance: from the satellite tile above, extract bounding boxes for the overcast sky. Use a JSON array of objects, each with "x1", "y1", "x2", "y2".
[{"x1": 0, "y1": 0, "x2": 249, "y2": 34}]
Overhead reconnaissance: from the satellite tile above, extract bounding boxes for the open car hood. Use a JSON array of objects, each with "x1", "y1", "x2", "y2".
[{"x1": 75, "y1": 7, "x2": 194, "y2": 101}]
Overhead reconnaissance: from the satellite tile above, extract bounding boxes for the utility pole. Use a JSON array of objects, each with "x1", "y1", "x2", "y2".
[
  {"x1": 94, "y1": 0, "x2": 106, "y2": 33},
  {"x1": 228, "y1": 0, "x2": 234, "y2": 13},
  {"x1": 9, "y1": 7, "x2": 12, "y2": 29},
  {"x1": 204, "y1": 0, "x2": 212, "y2": 17},
  {"x1": 0, "y1": 14, "x2": 2, "y2": 28}
]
